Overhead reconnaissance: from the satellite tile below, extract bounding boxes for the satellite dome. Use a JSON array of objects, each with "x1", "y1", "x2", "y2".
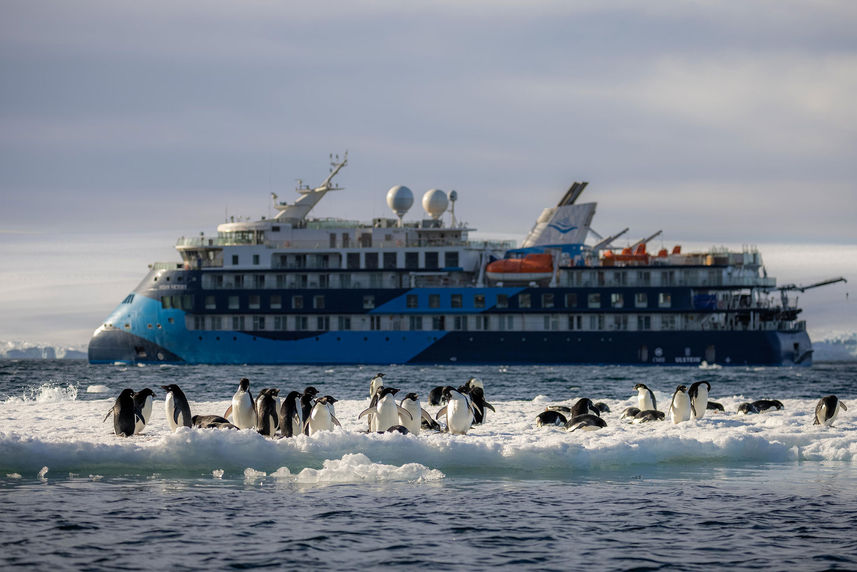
[
  {"x1": 422, "y1": 189, "x2": 448, "y2": 219},
  {"x1": 386, "y1": 185, "x2": 414, "y2": 217}
]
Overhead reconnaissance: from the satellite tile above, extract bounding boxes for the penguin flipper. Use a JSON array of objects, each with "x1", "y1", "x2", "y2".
[
  {"x1": 485, "y1": 402, "x2": 496, "y2": 412},
  {"x1": 103, "y1": 407, "x2": 113, "y2": 423},
  {"x1": 358, "y1": 407, "x2": 375, "y2": 420},
  {"x1": 173, "y1": 407, "x2": 182, "y2": 426},
  {"x1": 421, "y1": 410, "x2": 434, "y2": 424},
  {"x1": 690, "y1": 402, "x2": 698, "y2": 418},
  {"x1": 224, "y1": 405, "x2": 233, "y2": 419},
  {"x1": 396, "y1": 406, "x2": 413, "y2": 421},
  {"x1": 435, "y1": 406, "x2": 448, "y2": 421},
  {"x1": 331, "y1": 415, "x2": 342, "y2": 428}
]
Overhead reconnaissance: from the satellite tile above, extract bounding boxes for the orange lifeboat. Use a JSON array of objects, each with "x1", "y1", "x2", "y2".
[
  {"x1": 485, "y1": 253, "x2": 554, "y2": 284},
  {"x1": 603, "y1": 244, "x2": 651, "y2": 265}
]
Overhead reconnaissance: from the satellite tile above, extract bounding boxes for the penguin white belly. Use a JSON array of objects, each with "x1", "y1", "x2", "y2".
[
  {"x1": 670, "y1": 393, "x2": 691, "y2": 424},
  {"x1": 232, "y1": 392, "x2": 256, "y2": 429},
  {"x1": 691, "y1": 387, "x2": 709, "y2": 419},
  {"x1": 308, "y1": 405, "x2": 332, "y2": 435},
  {"x1": 447, "y1": 397, "x2": 473, "y2": 435},
  {"x1": 400, "y1": 401, "x2": 421, "y2": 434},
  {"x1": 135, "y1": 396, "x2": 153, "y2": 434},
  {"x1": 376, "y1": 396, "x2": 399, "y2": 432},
  {"x1": 164, "y1": 393, "x2": 180, "y2": 431},
  {"x1": 638, "y1": 391, "x2": 655, "y2": 412}
]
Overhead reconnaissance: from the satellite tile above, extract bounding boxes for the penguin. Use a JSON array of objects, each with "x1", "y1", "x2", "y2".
[
  {"x1": 571, "y1": 398, "x2": 601, "y2": 418},
  {"x1": 132, "y1": 387, "x2": 156, "y2": 434},
  {"x1": 752, "y1": 399, "x2": 784, "y2": 412},
  {"x1": 536, "y1": 410, "x2": 567, "y2": 427},
  {"x1": 465, "y1": 377, "x2": 484, "y2": 392},
  {"x1": 321, "y1": 395, "x2": 337, "y2": 419},
  {"x1": 359, "y1": 387, "x2": 412, "y2": 432},
  {"x1": 546, "y1": 405, "x2": 574, "y2": 415},
  {"x1": 226, "y1": 378, "x2": 257, "y2": 430},
  {"x1": 428, "y1": 386, "x2": 447, "y2": 407},
  {"x1": 468, "y1": 387, "x2": 495, "y2": 425},
  {"x1": 814, "y1": 395, "x2": 847, "y2": 426},
  {"x1": 301, "y1": 386, "x2": 319, "y2": 434},
  {"x1": 399, "y1": 392, "x2": 434, "y2": 435},
  {"x1": 255, "y1": 389, "x2": 279, "y2": 437},
  {"x1": 434, "y1": 386, "x2": 475, "y2": 435},
  {"x1": 634, "y1": 410, "x2": 666, "y2": 423},
  {"x1": 688, "y1": 381, "x2": 711, "y2": 419},
  {"x1": 192, "y1": 415, "x2": 238, "y2": 430},
  {"x1": 279, "y1": 390, "x2": 303, "y2": 438},
  {"x1": 668, "y1": 385, "x2": 691, "y2": 424},
  {"x1": 594, "y1": 402, "x2": 611, "y2": 414},
  {"x1": 707, "y1": 401, "x2": 725, "y2": 413},
  {"x1": 369, "y1": 373, "x2": 385, "y2": 399},
  {"x1": 305, "y1": 396, "x2": 341, "y2": 435},
  {"x1": 161, "y1": 384, "x2": 192, "y2": 431},
  {"x1": 104, "y1": 388, "x2": 137, "y2": 437},
  {"x1": 621, "y1": 406, "x2": 641, "y2": 420},
  {"x1": 634, "y1": 383, "x2": 657, "y2": 411},
  {"x1": 737, "y1": 402, "x2": 760, "y2": 415},
  {"x1": 565, "y1": 414, "x2": 607, "y2": 432},
  {"x1": 386, "y1": 425, "x2": 410, "y2": 435}
]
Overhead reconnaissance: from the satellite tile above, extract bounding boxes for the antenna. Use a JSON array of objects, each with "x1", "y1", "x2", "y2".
[{"x1": 449, "y1": 190, "x2": 458, "y2": 227}]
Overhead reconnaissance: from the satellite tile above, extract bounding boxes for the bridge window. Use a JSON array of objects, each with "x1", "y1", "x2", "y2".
[
  {"x1": 451, "y1": 294, "x2": 463, "y2": 308},
  {"x1": 474, "y1": 294, "x2": 485, "y2": 308},
  {"x1": 407, "y1": 294, "x2": 418, "y2": 308},
  {"x1": 658, "y1": 293, "x2": 672, "y2": 308},
  {"x1": 635, "y1": 293, "x2": 648, "y2": 308},
  {"x1": 587, "y1": 293, "x2": 601, "y2": 308},
  {"x1": 518, "y1": 293, "x2": 532, "y2": 308}
]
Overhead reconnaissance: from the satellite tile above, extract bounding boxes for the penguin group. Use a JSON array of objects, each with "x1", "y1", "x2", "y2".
[
  {"x1": 105, "y1": 372, "x2": 495, "y2": 438},
  {"x1": 361, "y1": 373, "x2": 493, "y2": 435},
  {"x1": 536, "y1": 397, "x2": 610, "y2": 432},
  {"x1": 536, "y1": 380, "x2": 848, "y2": 431},
  {"x1": 103, "y1": 387, "x2": 158, "y2": 437}
]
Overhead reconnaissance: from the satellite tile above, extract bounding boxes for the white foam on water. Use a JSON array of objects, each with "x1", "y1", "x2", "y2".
[{"x1": 86, "y1": 385, "x2": 111, "y2": 394}]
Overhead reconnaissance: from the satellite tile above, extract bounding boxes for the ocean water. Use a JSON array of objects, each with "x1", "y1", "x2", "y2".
[{"x1": 1, "y1": 361, "x2": 856, "y2": 570}]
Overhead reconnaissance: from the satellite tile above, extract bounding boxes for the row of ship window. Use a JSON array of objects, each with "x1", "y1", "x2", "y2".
[
  {"x1": 161, "y1": 292, "x2": 674, "y2": 311},
  {"x1": 232, "y1": 251, "x2": 461, "y2": 269},
  {"x1": 188, "y1": 314, "x2": 683, "y2": 332}
]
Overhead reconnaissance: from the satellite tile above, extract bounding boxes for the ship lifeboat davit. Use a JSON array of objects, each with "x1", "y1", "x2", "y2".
[{"x1": 485, "y1": 253, "x2": 554, "y2": 284}]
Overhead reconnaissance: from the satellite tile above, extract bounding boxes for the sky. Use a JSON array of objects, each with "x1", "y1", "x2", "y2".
[{"x1": 0, "y1": 1, "x2": 855, "y2": 347}]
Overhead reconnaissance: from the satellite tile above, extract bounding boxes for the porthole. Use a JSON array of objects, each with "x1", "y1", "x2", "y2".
[{"x1": 198, "y1": 336, "x2": 202, "y2": 341}]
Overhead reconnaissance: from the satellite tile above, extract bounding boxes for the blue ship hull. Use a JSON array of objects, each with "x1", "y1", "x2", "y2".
[{"x1": 88, "y1": 289, "x2": 811, "y2": 366}]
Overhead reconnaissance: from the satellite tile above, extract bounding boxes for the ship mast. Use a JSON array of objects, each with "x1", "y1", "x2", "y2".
[{"x1": 273, "y1": 152, "x2": 348, "y2": 223}]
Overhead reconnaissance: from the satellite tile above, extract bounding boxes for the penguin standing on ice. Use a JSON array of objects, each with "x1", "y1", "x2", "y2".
[
  {"x1": 255, "y1": 388, "x2": 280, "y2": 437},
  {"x1": 301, "y1": 387, "x2": 319, "y2": 434},
  {"x1": 161, "y1": 384, "x2": 192, "y2": 431},
  {"x1": 634, "y1": 383, "x2": 657, "y2": 412},
  {"x1": 132, "y1": 387, "x2": 156, "y2": 434},
  {"x1": 814, "y1": 395, "x2": 847, "y2": 426},
  {"x1": 305, "y1": 396, "x2": 341, "y2": 435},
  {"x1": 688, "y1": 381, "x2": 711, "y2": 419},
  {"x1": 279, "y1": 390, "x2": 303, "y2": 438},
  {"x1": 435, "y1": 386, "x2": 475, "y2": 435},
  {"x1": 225, "y1": 378, "x2": 257, "y2": 430},
  {"x1": 398, "y1": 392, "x2": 434, "y2": 434},
  {"x1": 467, "y1": 387, "x2": 495, "y2": 425},
  {"x1": 668, "y1": 385, "x2": 691, "y2": 424},
  {"x1": 105, "y1": 388, "x2": 137, "y2": 437},
  {"x1": 359, "y1": 387, "x2": 412, "y2": 432}
]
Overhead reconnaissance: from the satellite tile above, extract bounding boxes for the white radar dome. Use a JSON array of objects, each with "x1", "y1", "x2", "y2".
[
  {"x1": 422, "y1": 189, "x2": 448, "y2": 219},
  {"x1": 386, "y1": 185, "x2": 414, "y2": 217}
]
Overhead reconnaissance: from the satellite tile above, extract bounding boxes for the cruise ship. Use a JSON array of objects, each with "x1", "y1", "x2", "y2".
[{"x1": 88, "y1": 153, "x2": 839, "y2": 366}]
